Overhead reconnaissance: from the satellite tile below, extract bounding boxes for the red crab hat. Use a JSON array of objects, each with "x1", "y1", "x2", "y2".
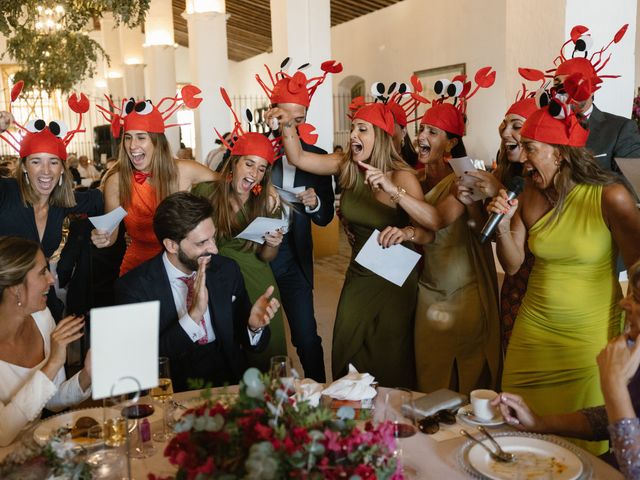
[
  {"x1": 348, "y1": 98, "x2": 395, "y2": 137},
  {"x1": 506, "y1": 68, "x2": 549, "y2": 119},
  {"x1": 256, "y1": 57, "x2": 342, "y2": 108},
  {"x1": 419, "y1": 66, "x2": 496, "y2": 136},
  {"x1": 0, "y1": 81, "x2": 89, "y2": 161},
  {"x1": 371, "y1": 75, "x2": 428, "y2": 128},
  {"x1": 97, "y1": 84, "x2": 203, "y2": 138},
  {"x1": 217, "y1": 87, "x2": 282, "y2": 165},
  {"x1": 548, "y1": 24, "x2": 628, "y2": 94},
  {"x1": 521, "y1": 72, "x2": 590, "y2": 147}
]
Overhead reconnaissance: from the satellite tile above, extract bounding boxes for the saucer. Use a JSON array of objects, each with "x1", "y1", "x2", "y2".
[{"x1": 457, "y1": 404, "x2": 505, "y2": 427}]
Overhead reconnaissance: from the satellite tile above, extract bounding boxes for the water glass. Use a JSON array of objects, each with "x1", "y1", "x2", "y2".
[{"x1": 152, "y1": 356, "x2": 174, "y2": 442}]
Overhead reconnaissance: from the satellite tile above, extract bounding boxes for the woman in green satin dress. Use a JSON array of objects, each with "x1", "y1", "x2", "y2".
[
  {"x1": 489, "y1": 92, "x2": 640, "y2": 455},
  {"x1": 193, "y1": 152, "x2": 287, "y2": 373},
  {"x1": 267, "y1": 102, "x2": 429, "y2": 388}
]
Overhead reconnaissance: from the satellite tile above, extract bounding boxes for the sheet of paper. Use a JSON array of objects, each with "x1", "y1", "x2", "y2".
[
  {"x1": 89, "y1": 207, "x2": 127, "y2": 235},
  {"x1": 275, "y1": 185, "x2": 306, "y2": 203},
  {"x1": 235, "y1": 216, "x2": 288, "y2": 244},
  {"x1": 448, "y1": 156, "x2": 488, "y2": 201},
  {"x1": 354, "y1": 229, "x2": 421, "y2": 287},
  {"x1": 91, "y1": 301, "x2": 159, "y2": 399}
]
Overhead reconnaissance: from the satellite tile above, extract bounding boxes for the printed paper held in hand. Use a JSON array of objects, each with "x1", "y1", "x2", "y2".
[
  {"x1": 354, "y1": 229, "x2": 420, "y2": 287},
  {"x1": 275, "y1": 185, "x2": 305, "y2": 203},
  {"x1": 235, "y1": 216, "x2": 288, "y2": 244},
  {"x1": 89, "y1": 207, "x2": 127, "y2": 235},
  {"x1": 90, "y1": 301, "x2": 159, "y2": 399},
  {"x1": 449, "y1": 156, "x2": 488, "y2": 201}
]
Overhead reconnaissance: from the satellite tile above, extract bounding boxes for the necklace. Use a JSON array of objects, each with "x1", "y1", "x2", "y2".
[{"x1": 542, "y1": 188, "x2": 558, "y2": 207}]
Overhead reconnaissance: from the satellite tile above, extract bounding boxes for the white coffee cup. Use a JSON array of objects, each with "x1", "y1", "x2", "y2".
[{"x1": 470, "y1": 389, "x2": 498, "y2": 420}]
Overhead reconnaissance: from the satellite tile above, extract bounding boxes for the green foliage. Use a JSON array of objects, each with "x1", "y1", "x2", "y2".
[{"x1": 0, "y1": 0, "x2": 150, "y2": 93}]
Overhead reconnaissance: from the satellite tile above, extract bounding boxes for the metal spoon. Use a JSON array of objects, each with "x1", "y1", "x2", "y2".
[
  {"x1": 460, "y1": 429, "x2": 515, "y2": 463},
  {"x1": 478, "y1": 425, "x2": 516, "y2": 462}
]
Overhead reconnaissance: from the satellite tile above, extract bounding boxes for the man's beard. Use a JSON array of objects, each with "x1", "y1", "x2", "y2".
[{"x1": 178, "y1": 247, "x2": 210, "y2": 272}]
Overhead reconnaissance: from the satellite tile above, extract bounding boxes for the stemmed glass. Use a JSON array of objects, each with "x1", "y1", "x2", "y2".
[
  {"x1": 383, "y1": 388, "x2": 419, "y2": 478},
  {"x1": 270, "y1": 355, "x2": 294, "y2": 393},
  {"x1": 151, "y1": 356, "x2": 174, "y2": 442}
]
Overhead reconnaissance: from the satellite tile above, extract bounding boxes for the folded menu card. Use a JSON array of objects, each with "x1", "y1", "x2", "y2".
[
  {"x1": 235, "y1": 216, "x2": 289, "y2": 244},
  {"x1": 90, "y1": 301, "x2": 159, "y2": 400}
]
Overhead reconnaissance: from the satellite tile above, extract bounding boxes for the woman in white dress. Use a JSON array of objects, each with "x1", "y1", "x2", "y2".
[{"x1": 0, "y1": 236, "x2": 91, "y2": 446}]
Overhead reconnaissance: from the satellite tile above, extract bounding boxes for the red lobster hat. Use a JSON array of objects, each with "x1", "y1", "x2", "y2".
[
  {"x1": 0, "y1": 81, "x2": 89, "y2": 161},
  {"x1": 348, "y1": 77, "x2": 427, "y2": 136},
  {"x1": 256, "y1": 58, "x2": 342, "y2": 108},
  {"x1": 506, "y1": 68, "x2": 549, "y2": 119},
  {"x1": 420, "y1": 66, "x2": 496, "y2": 136},
  {"x1": 550, "y1": 24, "x2": 628, "y2": 94},
  {"x1": 217, "y1": 87, "x2": 281, "y2": 165},
  {"x1": 521, "y1": 73, "x2": 590, "y2": 147},
  {"x1": 97, "y1": 85, "x2": 202, "y2": 138}
]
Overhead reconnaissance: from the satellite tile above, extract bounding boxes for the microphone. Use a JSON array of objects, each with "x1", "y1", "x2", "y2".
[{"x1": 479, "y1": 176, "x2": 525, "y2": 244}]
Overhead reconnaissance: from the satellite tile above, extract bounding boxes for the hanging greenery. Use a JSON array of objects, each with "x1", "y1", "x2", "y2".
[{"x1": 0, "y1": 0, "x2": 150, "y2": 93}]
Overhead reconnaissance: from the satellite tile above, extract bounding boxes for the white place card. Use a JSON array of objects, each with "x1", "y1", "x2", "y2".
[
  {"x1": 235, "y1": 216, "x2": 288, "y2": 244},
  {"x1": 89, "y1": 207, "x2": 127, "y2": 236},
  {"x1": 448, "y1": 156, "x2": 488, "y2": 201},
  {"x1": 354, "y1": 229, "x2": 421, "y2": 287},
  {"x1": 90, "y1": 301, "x2": 159, "y2": 400},
  {"x1": 275, "y1": 185, "x2": 306, "y2": 203}
]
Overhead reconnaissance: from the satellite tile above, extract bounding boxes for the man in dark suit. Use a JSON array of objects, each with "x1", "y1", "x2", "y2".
[
  {"x1": 270, "y1": 101, "x2": 334, "y2": 383},
  {"x1": 554, "y1": 61, "x2": 640, "y2": 174},
  {"x1": 115, "y1": 192, "x2": 279, "y2": 392}
]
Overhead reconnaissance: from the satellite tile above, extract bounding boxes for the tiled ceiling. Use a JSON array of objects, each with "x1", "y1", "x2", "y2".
[{"x1": 173, "y1": 0, "x2": 405, "y2": 61}]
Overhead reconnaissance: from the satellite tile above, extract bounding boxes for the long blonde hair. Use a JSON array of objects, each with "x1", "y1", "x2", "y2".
[
  {"x1": 543, "y1": 144, "x2": 619, "y2": 227},
  {"x1": 15, "y1": 157, "x2": 76, "y2": 208},
  {"x1": 208, "y1": 155, "x2": 275, "y2": 253},
  {"x1": 339, "y1": 124, "x2": 413, "y2": 190},
  {"x1": 115, "y1": 132, "x2": 178, "y2": 208}
]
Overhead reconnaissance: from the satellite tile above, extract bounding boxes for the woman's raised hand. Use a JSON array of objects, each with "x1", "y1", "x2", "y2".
[
  {"x1": 91, "y1": 228, "x2": 116, "y2": 249},
  {"x1": 43, "y1": 315, "x2": 85, "y2": 379},
  {"x1": 264, "y1": 228, "x2": 284, "y2": 248},
  {"x1": 378, "y1": 226, "x2": 411, "y2": 248},
  {"x1": 357, "y1": 161, "x2": 395, "y2": 194},
  {"x1": 465, "y1": 170, "x2": 503, "y2": 199},
  {"x1": 486, "y1": 189, "x2": 518, "y2": 221},
  {"x1": 264, "y1": 107, "x2": 294, "y2": 130}
]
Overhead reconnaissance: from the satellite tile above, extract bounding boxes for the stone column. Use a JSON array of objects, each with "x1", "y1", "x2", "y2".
[
  {"x1": 119, "y1": 25, "x2": 146, "y2": 99},
  {"x1": 144, "y1": 0, "x2": 180, "y2": 152},
  {"x1": 270, "y1": 0, "x2": 334, "y2": 153},
  {"x1": 183, "y1": 0, "x2": 229, "y2": 163}
]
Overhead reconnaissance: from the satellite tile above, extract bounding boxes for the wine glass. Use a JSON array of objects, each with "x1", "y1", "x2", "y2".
[
  {"x1": 152, "y1": 356, "x2": 174, "y2": 442},
  {"x1": 383, "y1": 388, "x2": 418, "y2": 478},
  {"x1": 122, "y1": 403, "x2": 156, "y2": 458},
  {"x1": 270, "y1": 355, "x2": 294, "y2": 393}
]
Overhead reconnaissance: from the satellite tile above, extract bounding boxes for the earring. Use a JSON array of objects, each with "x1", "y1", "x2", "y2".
[
  {"x1": 226, "y1": 172, "x2": 233, "y2": 183},
  {"x1": 58, "y1": 172, "x2": 63, "y2": 187},
  {"x1": 16, "y1": 294, "x2": 22, "y2": 308},
  {"x1": 23, "y1": 171, "x2": 30, "y2": 185},
  {"x1": 252, "y1": 184, "x2": 263, "y2": 196}
]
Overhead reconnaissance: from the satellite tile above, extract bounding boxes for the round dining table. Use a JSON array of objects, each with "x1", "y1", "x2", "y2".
[{"x1": 0, "y1": 386, "x2": 624, "y2": 479}]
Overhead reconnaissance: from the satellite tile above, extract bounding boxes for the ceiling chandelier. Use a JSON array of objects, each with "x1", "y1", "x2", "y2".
[{"x1": 34, "y1": 4, "x2": 65, "y2": 34}]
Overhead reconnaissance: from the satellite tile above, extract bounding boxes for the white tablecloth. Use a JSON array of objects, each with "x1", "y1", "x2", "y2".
[{"x1": 0, "y1": 387, "x2": 624, "y2": 479}]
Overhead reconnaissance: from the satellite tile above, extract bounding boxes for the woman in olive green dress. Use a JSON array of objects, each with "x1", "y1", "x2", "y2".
[
  {"x1": 267, "y1": 101, "x2": 429, "y2": 388},
  {"x1": 194, "y1": 90, "x2": 287, "y2": 372}
]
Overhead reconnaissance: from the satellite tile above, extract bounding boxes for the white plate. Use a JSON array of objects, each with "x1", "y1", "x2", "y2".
[
  {"x1": 458, "y1": 404, "x2": 505, "y2": 427},
  {"x1": 33, "y1": 407, "x2": 118, "y2": 446},
  {"x1": 467, "y1": 436, "x2": 583, "y2": 480}
]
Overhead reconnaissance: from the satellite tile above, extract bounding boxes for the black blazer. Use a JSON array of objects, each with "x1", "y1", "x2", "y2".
[
  {"x1": 586, "y1": 105, "x2": 640, "y2": 172},
  {"x1": 271, "y1": 142, "x2": 335, "y2": 285},
  {"x1": 114, "y1": 253, "x2": 270, "y2": 386}
]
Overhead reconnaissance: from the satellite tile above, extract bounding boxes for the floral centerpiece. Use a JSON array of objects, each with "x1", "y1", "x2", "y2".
[
  {"x1": 0, "y1": 430, "x2": 93, "y2": 480},
  {"x1": 149, "y1": 368, "x2": 402, "y2": 479}
]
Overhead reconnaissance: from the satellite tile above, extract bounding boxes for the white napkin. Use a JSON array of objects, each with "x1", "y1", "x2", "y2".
[
  {"x1": 295, "y1": 379, "x2": 324, "y2": 407},
  {"x1": 321, "y1": 364, "x2": 377, "y2": 401}
]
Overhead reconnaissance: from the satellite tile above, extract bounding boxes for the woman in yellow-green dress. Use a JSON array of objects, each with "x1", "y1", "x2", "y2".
[{"x1": 489, "y1": 89, "x2": 640, "y2": 455}]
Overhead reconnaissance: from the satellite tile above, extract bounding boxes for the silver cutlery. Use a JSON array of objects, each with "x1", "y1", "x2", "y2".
[
  {"x1": 477, "y1": 425, "x2": 516, "y2": 462},
  {"x1": 460, "y1": 429, "x2": 515, "y2": 463}
]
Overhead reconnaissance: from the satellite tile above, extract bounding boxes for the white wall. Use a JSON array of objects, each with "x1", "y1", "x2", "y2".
[
  {"x1": 330, "y1": 0, "x2": 508, "y2": 162},
  {"x1": 565, "y1": 0, "x2": 636, "y2": 117},
  {"x1": 228, "y1": 52, "x2": 275, "y2": 96}
]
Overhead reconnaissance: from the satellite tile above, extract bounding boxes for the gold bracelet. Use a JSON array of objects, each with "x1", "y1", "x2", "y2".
[
  {"x1": 390, "y1": 186, "x2": 406, "y2": 203},
  {"x1": 405, "y1": 226, "x2": 416, "y2": 241}
]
